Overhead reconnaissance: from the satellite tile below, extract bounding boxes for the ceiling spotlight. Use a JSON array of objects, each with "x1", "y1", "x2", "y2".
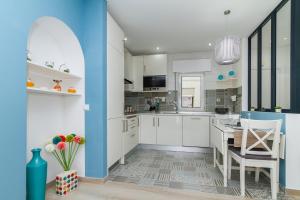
[
  {"x1": 208, "y1": 43, "x2": 212, "y2": 46},
  {"x1": 156, "y1": 46, "x2": 160, "y2": 50},
  {"x1": 124, "y1": 37, "x2": 128, "y2": 41}
]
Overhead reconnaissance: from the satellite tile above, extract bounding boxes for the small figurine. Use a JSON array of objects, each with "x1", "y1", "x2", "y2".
[
  {"x1": 59, "y1": 64, "x2": 70, "y2": 73},
  {"x1": 45, "y1": 61, "x2": 54, "y2": 68},
  {"x1": 67, "y1": 87, "x2": 77, "y2": 94},
  {"x1": 53, "y1": 80, "x2": 62, "y2": 92},
  {"x1": 27, "y1": 78, "x2": 35, "y2": 88}
]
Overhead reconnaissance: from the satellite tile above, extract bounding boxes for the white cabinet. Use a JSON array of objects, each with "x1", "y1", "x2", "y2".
[
  {"x1": 140, "y1": 115, "x2": 157, "y2": 144},
  {"x1": 157, "y1": 116, "x2": 182, "y2": 146},
  {"x1": 124, "y1": 53, "x2": 144, "y2": 92},
  {"x1": 131, "y1": 56, "x2": 144, "y2": 92},
  {"x1": 107, "y1": 117, "x2": 124, "y2": 168},
  {"x1": 123, "y1": 116, "x2": 139, "y2": 155},
  {"x1": 182, "y1": 116, "x2": 210, "y2": 147},
  {"x1": 143, "y1": 54, "x2": 167, "y2": 76}
]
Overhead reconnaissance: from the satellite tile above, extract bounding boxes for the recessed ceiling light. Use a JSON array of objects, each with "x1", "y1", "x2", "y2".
[
  {"x1": 124, "y1": 37, "x2": 128, "y2": 41},
  {"x1": 156, "y1": 46, "x2": 160, "y2": 50},
  {"x1": 208, "y1": 43, "x2": 212, "y2": 46}
]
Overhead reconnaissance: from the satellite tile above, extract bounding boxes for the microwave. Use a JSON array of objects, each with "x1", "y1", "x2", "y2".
[{"x1": 143, "y1": 75, "x2": 166, "y2": 91}]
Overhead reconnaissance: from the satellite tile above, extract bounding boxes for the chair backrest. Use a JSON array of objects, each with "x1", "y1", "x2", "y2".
[{"x1": 240, "y1": 119, "x2": 282, "y2": 158}]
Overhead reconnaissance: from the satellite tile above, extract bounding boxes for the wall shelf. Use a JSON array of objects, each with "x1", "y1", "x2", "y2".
[
  {"x1": 27, "y1": 87, "x2": 81, "y2": 96},
  {"x1": 27, "y1": 62, "x2": 82, "y2": 80}
]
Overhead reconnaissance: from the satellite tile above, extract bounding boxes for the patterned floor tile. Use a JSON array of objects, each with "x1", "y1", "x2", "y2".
[{"x1": 108, "y1": 148, "x2": 294, "y2": 200}]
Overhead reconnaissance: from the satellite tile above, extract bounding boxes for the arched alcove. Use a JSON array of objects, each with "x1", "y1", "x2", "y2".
[{"x1": 27, "y1": 16, "x2": 85, "y2": 182}]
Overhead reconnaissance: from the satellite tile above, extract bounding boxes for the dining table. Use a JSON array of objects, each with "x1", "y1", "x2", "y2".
[{"x1": 210, "y1": 119, "x2": 286, "y2": 187}]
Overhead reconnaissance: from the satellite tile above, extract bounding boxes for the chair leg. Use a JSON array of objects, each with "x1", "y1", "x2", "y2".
[
  {"x1": 240, "y1": 159, "x2": 246, "y2": 197},
  {"x1": 255, "y1": 167, "x2": 260, "y2": 183},
  {"x1": 228, "y1": 152, "x2": 232, "y2": 180},
  {"x1": 213, "y1": 147, "x2": 216, "y2": 168},
  {"x1": 271, "y1": 167, "x2": 277, "y2": 200}
]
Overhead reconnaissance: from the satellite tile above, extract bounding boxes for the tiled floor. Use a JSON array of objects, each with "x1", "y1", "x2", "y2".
[{"x1": 108, "y1": 148, "x2": 294, "y2": 200}]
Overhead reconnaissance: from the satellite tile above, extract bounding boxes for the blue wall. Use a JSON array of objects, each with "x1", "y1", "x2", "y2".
[
  {"x1": 83, "y1": 1, "x2": 108, "y2": 178},
  {"x1": 241, "y1": 111, "x2": 286, "y2": 186},
  {"x1": 0, "y1": 1, "x2": 107, "y2": 199}
]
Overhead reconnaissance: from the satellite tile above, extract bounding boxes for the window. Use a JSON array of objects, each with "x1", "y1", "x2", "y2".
[{"x1": 177, "y1": 74, "x2": 204, "y2": 111}]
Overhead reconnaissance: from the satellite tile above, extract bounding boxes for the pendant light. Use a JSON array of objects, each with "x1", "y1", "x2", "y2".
[{"x1": 214, "y1": 10, "x2": 241, "y2": 65}]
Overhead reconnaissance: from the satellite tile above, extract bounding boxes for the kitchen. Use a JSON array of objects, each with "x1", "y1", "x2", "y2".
[{"x1": 106, "y1": 0, "x2": 296, "y2": 199}]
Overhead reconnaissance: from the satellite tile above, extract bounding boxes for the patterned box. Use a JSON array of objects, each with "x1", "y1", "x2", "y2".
[{"x1": 55, "y1": 170, "x2": 78, "y2": 196}]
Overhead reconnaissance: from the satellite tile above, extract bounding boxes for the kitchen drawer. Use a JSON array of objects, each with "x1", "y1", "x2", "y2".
[{"x1": 124, "y1": 130, "x2": 139, "y2": 154}]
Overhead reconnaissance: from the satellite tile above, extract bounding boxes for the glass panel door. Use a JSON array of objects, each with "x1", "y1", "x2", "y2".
[
  {"x1": 261, "y1": 20, "x2": 272, "y2": 109},
  {"x1": 276, "y1": 0, "x2": 291, "y2": 109},
  {"x1": 251, "y1": 34, "x2": 258, "y2": 109}
]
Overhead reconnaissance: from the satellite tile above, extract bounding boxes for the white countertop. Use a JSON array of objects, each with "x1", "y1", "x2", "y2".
[{"x1": 125, "y1": 111, "x2": 240, "y2": 118}]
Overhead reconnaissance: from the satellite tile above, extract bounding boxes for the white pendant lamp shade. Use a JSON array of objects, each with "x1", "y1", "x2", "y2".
[{"x1": 214, "y1": 36, "x2": 241, "y2": 65}]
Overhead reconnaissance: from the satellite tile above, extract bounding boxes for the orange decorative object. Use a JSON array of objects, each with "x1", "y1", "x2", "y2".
[
  {"x1": 67, "y1": 87, "x2": 77, "y2": 94},
  {"x1": 27, "y1": 79, "x2": 35, "y2": 87},
  {"x1": 53, "y1": 80, "x2": 62, "y2": 92}
]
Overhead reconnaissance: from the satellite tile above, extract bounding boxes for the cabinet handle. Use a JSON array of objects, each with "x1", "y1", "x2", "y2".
[
  {"x1": 126, "y1": 120, "x2": 128, "y2": 132},
  {"x1": 158, "y1": 117, "x2": 160, "y2": 127},
  {"x1": 122, "y1": 120, "x2": 126, "y2": 132},
  {"x1": 190, "y1": 117, "x2": 202, "y2": 120},
  {"x1": 153, "y1": 117, "x2": 155, "y2": 126},
  {"x1": 137, "y1": 117, "x2": 139, "y2": 127}
]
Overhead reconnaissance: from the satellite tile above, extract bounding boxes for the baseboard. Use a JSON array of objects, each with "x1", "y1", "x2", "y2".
[
  {"x1": 79, "y1": 176, "x2": 107, "y2": 184},
  {"x1": 46, "y1": 176, "x2": 107, "y2": 189},
  {"x1": 138, "y1": 144, "x2": 213, "y2": 153},
  {"x1": 286, "y1": 189, "x2": 300, "y2": 196}
]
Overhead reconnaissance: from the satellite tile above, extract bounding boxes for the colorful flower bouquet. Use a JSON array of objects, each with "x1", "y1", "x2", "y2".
[{"x1": 45, "y1": 134, "x2": 85, "y2": 171}]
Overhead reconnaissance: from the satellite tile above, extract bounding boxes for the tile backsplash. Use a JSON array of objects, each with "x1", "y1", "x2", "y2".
[{"x1": 125, "y1": 87, "x2": 242, "y2": 113}]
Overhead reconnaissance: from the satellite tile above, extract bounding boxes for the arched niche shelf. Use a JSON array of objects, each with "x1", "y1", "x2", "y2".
[{"x1": 26, "y1": 16, "x2": 85, "y2": 183}]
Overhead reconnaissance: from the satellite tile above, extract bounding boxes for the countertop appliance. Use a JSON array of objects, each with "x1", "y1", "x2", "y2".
[
  {"x1": 215, "y1": 107, "x2": 229, "y2": 114},
  {"x1": 143, "y1": 75, "x2": 166, "y2": 91}
]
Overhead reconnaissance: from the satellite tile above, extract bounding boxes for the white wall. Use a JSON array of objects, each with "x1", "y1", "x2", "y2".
[
  {"x1": 27, "y1": 17, "x2": 85, "y2": 183},
  {"x1": 167, "y1": 38, "x2": 247, "y2": 91},
  {"x1": 286, "y1": 114, "x2": 300, "y2": 190}
]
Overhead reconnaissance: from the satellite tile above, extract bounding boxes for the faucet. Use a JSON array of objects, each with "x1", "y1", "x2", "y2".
[{"x1": 169, "y1": 101, "x2": 178, "y2": 113}]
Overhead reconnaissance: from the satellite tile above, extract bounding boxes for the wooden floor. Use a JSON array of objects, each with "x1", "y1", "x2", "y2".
[{"x1": 47, "y1": 181, "x2": 248, "y2": 200}]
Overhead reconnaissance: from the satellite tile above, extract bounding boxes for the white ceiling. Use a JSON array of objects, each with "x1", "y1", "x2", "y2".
[{"x1": 108, "y1": 0, "x2": 281, "y2": 55}]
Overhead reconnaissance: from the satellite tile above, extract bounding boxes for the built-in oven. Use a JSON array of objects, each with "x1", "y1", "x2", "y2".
[{"x1": 143, "y1": 75, "x2": 166, "y2": 91}]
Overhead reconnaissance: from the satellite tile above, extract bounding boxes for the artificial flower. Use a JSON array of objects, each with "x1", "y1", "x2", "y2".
[
  {"x1": 71, "y1": 133, "x2": 76, "y2": 137},
  {"x1": 79, "y1": 137, "x2": 85, "y2": 145},
  {"x1": 45, "y1": 143, "x2": 56, "y2": 153},
  {"x1": 58, "y1": 134, "x2": 66, "y2": 142},
  {"x1": 52, "y1": 136, "x2": 62, "y2": 145},
  {"x1": 57, "y1": 142, "x2": 66, "y2": 150},
  {"x1": 66, "y1": 134, "x2": 74, "y2": 142},
  {"x1": 73, "y1": 136, "x2": 81, "y2": 144}
]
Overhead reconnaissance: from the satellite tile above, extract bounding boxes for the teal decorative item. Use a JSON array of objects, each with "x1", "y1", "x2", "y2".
[
  {"x1": 217, "y1": 74, "x2": 224, "y2": 80},
  {"x1": 26, "y1": 148, "x2": 47, "y2": 200},
  {"x1": 228, "y1": 70, "x2": 236, "y2": 77}
]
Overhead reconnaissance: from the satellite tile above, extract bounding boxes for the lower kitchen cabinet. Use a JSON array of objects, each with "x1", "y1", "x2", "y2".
[
  {"x1": 107, "y1": 117, "x2": 123, "y2": 168},
  {"x1": 156, "y1": 116, "x2": 182, "y2": 146},
  {"x1": 182, "y1": 116, "x2": 210, "y2": 147},
  {"x1": 140, "y1": 115, "x2": 157, "y2": 144},
  {"x1": 123, "y1": 116, "x2": 139, "y2": 155}
]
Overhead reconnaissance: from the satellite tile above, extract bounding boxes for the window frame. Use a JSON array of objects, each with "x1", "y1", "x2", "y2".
[{"x1": 176, "y1": 73, "x2": 205, "y2": 112}]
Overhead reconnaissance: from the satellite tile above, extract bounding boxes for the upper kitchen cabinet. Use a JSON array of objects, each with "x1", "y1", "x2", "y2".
[
  {"x1": 107, "y1": 14, "x2": 125, "y2": 55},
  {"x1": 124, "y1": 50, "x2": 144, "y2": 92},
  {"x1": 143, "y1": 54, "x2": 167, "y2": 76}
]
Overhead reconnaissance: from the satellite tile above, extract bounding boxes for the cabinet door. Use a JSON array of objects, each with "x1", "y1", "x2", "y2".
[
  {"x1": 143, "y1": 54, "x2": 167, "y2": 76},
  {"x1": 107, "y1": 117, "x2": 124, "y2": 168},
  {"x1": 107, "y1": 45, "x2": 124, "y2": 118},
  {"x1": 124, "y1": 49, "x2": 133, "y2": 81},
  {"x1": 157, "y1": 116, "x2": 182, "y2": 146},
  {"x1": 132, "y1": 56, "x2": 144, "y2": 92},
  {"x1": 182, "y1": 116, "x2": 210, "y2": 147},
  {"x1": 140, "y1": 115, "x2": 156, "y2": 144}
]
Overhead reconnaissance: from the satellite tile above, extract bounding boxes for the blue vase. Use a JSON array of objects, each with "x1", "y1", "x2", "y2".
[{"x1": 26, "y1": 148, "x2": 47, "y2": 200}]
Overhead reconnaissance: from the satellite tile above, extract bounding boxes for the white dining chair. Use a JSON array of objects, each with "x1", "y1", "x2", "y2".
[{"x1": 227, "y1": 119, "x2": 282, "y2": 200}]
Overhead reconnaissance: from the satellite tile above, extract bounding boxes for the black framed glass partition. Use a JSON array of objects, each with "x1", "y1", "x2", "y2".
[{"x1": 248, "y1": 0, "x2": 300, "y2": 113}]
